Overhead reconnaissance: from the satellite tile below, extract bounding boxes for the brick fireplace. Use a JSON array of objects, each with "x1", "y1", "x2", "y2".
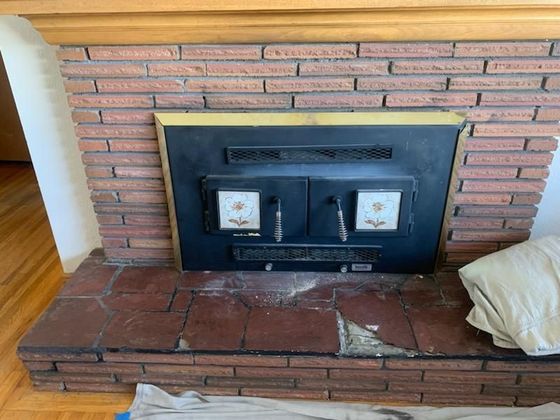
[
  {"x1": 59, "y1": 42, "x2": 558, "y2": 269},
  {"x1": 5, "y1": 1, "x2": 560, "y2": 405}
]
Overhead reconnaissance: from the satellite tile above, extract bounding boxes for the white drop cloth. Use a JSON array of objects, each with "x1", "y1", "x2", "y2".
[{"x1": 126, "y1": 383, "x2": 560, "y2": 420}]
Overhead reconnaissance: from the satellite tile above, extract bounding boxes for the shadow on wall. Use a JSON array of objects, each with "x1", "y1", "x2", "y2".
[
  {"x1": 0, "y1": 15, "x2": 100, "y2": 272},
  {"x1": 0, "y1": 49, "x2": 31, "y2": 161}
]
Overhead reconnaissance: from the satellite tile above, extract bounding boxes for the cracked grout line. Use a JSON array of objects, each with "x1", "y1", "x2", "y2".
[
  {"x1": 396, "y1": 288, "x2": 421, "y2": 352},
  {"x1": 176, "y1": 289, "x2": 197, "y2": 349},
  {"x1": 90, "y1": 265, "x2": 126, "y2": 351},
  {"x1": 102, "y1": 264, "x2": 125, "y2": 295},
  {"x1": 165, "y1": 273, "x2": 182, "y2": 312}
]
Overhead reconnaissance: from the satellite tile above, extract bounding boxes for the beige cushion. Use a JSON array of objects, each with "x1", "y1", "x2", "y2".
[{"x1": 459, "y1": 236, "x2": 560, "y2": 356}]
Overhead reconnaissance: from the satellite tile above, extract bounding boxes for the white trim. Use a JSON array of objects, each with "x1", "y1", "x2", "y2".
[{"x1": 0, "y1": 15, "x2": 100, "y2": 272}]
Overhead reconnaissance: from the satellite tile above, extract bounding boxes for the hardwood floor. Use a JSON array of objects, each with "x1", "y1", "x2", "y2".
[{"x1": 0, "y1": 163, "x2": 133, "y2": 419}]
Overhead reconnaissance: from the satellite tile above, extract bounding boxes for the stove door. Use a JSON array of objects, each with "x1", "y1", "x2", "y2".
[
  {"x1": 308, "y1": 177, "x2": 416, "y2": 238},
  {"x1": 204, "y1": 176, "x2": 308, "y2": 239}
]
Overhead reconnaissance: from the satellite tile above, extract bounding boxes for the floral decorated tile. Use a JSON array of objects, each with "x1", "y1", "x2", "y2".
[
  {"x1": 355, "y1": 190, "x2": 402, "y2": 231},
  {"x1": 217, "y1": 190, "x2": 261, "y2": 230}
]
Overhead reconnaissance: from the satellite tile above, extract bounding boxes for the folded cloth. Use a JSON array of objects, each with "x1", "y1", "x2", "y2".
[
  {"x1": 459, "y1": 235, "x2": 560, "y2": 356},
  {"x1": 123, "y1": 384, "x2": 560, "y2": 420}
]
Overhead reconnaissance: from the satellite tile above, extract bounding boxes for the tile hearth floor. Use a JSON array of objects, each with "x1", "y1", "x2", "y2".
[{"x1": 19, "y1": 251, "x2": 524, "y2": 358}]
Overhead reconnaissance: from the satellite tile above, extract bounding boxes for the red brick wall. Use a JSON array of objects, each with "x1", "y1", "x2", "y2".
[{"x1": 57, "y1": 42, "x2": 560, "y2": 268}]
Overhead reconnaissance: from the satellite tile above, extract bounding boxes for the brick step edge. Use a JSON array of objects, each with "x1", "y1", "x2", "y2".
[{"x1": 18, "y1": 350, "x2": 560, "y2": 406}]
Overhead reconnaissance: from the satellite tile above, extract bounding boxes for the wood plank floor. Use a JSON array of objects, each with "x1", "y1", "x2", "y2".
[{"x1": 0, "y1": 163, "x2": 133, "y2": 419}]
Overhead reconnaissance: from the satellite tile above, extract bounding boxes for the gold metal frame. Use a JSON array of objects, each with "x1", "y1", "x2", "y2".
[
  {"x1": 155, "y1": 111, "x2": 466, "y2": 272},
  {"x1": 435, "y1": 123, "x2": 469, "y2": 273},
  {"x1": 155, "y1": 120, "x2": 182, "y2": 270},
  {"x1": 155, "y1": 112, "x2": 465, "y2": 128}
]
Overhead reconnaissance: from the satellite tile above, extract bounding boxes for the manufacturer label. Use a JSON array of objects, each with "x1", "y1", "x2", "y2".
[{"x1": 351, "y1": 263, "x2": 373, "y2": 272}]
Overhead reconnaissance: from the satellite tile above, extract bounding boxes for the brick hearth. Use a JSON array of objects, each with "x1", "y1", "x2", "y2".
[
  {"x1": 58, "y1": 41, "x2": 560, "y2": 268},
  {"x1": 17, "y1": 251, "x2": 560, "y2": 406}
]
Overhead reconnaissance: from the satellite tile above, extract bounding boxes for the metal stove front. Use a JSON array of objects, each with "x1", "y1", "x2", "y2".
[{"x1": 156, "y1": 112, "x2": 465, "y2": 273}]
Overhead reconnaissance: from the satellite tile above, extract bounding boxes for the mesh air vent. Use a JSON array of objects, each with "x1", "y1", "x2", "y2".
[
  {"x1": 232, "y1": 245, "x2": 380, "y2": 262},
  {"x1": 227, "y1": 145, "x2": 392, "y2": 164}
]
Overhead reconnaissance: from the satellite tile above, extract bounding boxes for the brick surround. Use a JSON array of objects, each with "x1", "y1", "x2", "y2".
[{"x1": 58, "y1": 42, "x2": 560, "y2": 267}]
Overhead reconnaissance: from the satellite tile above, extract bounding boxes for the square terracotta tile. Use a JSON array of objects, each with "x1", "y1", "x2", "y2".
[
  {"x1": 237, "y1": 290, "x2": 285, "y2": 307},
  {"x1": 293, "y1": 284, "x2": 336, "y2": 301},
  {"x1": 242, "y1": 272, "x2": 295, "y2": 291},
  {"x1": 400, "y1": 275, "x2": 445, "y2": 307},
  {"x1": 182, "y1": 292, "x2": 248, "y2": 350},
  {"x1": 407, "y1": 305, "x2": 498, "y2": 355},
  {"x1": 293, "y1": 272, "x2": 358, "y2": 300},
  {"x1": 20, "y1": 298, "x2": 108, "y2": 349},
  {"x1": 179, "y1": 271, "x2": 243, "y2": 290},
  {"x1": 100, "y1": 311, "x2": 185, "y2": 350},
  {"x1": 112, "y1": 266, "x2": 178, "y2": 294},
  {"x1": 296, "y1": 299, "x2": 335, "y2": 310},
  {"x1": 351, "y1": 273, "x2": 408, "y2": 289},
  {"x1": 103, "y1": 293, "x2": 172, "y2": 311},
  {"x1": 244, "y1": 307, "x2": 339, "y2": 353},
  {"x1": 437, "y1": 272, "x2": 472, "y2": 306},
  {"x1": 336, "y1": 289, "x2": 417, "y2": 350},
  {"x1": 345, "y1": 273, "x2": 408, "y2": 292},
  {"x1": 59, "y1": 258, "x2": 117, "y2": 297}
]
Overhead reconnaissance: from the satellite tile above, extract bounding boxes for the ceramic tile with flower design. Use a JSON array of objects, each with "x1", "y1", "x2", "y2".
[
  {"x1": 355, "y1": 191, "x2": 402, "y2": 231},
  {"x1": 217, "y1": 190, "x2": 260, "y2": 230}
]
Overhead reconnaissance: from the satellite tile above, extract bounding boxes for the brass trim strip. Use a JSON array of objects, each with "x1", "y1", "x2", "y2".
[
  {"x1": 155, "y1": 112, "x2": 466, "y2": 127},
  {"x1": 155, "y1": 120, "x2": 183, "y2": 271}
]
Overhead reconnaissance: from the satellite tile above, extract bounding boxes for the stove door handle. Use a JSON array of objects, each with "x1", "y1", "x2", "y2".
[
  {"x1": 333, "y1": 196, "x2": 348, "y2": 242},
  {"x1": 273, "y1": 197, "x2": 283, "y2": 243}
]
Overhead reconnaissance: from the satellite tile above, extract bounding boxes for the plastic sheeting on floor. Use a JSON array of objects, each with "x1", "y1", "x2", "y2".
[{"x1": 121, "y1": 384, "x2": 560, "y2": 420}]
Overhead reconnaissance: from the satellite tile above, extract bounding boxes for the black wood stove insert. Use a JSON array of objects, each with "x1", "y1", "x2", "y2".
[{"x1": 156, "y1": 112, "x2": 465, "y2": 273}]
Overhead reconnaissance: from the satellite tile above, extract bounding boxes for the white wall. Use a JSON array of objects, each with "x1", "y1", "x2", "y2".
[
  {"x1": 531, "y1": 144, "x2": 560, "y2": 239},
  {"x1": 0, "y1": 16, "x2": 100, "y2": 272}
]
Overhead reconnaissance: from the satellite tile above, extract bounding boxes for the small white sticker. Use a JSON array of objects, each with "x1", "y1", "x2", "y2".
[{"x1": 351, "y1": 263, "x2": 373, "y2": 272}]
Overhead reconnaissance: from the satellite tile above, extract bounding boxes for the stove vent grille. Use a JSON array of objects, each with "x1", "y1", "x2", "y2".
[
  {"x1": 227, "y1": 145, "x2": 392, "y2": 164},
  {"x1": 232, "y1": 245, "x2": 380, "y2": 262}
]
